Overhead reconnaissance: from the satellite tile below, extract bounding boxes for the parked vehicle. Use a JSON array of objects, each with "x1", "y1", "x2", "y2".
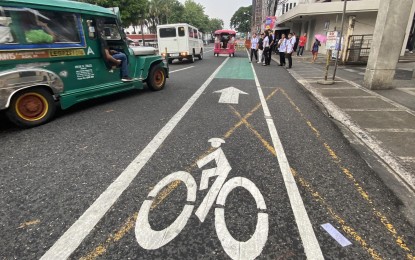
[
  {"x1": 157, "y1": 23, "x2": 203, "y2": 64},
  {"x1": 213, "y1": 29, "x2": 236, "y2": 57},
  {"x1": 0, "y1": 0, "x2": 168, "y2": 127}
]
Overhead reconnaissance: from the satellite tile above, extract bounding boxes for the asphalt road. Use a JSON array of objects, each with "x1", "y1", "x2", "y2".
[{"x1": 1, "y1": 47, "x2": 414, "y2": 259}]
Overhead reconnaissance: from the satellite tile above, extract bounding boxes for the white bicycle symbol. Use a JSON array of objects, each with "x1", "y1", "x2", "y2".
[{"x1": 135, "y1": 138, "x2": 269, "y2": 259}]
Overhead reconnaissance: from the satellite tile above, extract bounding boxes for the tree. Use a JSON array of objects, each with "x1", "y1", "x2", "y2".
[
  {"x1": 208, "y1": 18, "x2": 224, "y2": 32},
  {"x1": 78, "y1": 0, "x2": 148, "y2": 28},
  {"x1": 182, "y1": 0, "x2": 210, "y2": 32},
  {"x1": 230, "y1": 5, "x2": 252, "y2": 33}
]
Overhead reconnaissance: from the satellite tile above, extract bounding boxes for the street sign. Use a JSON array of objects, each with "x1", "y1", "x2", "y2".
[{"x1": 326, "y1": 31, "x2": 338, "y2": 50}]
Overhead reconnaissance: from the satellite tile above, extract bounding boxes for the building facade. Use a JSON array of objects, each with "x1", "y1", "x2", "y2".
[
  {"x1": 251, "y1": 0, "x2": 278, "y2": 33},
  {"x1": 275, "y1": 0, "x2": 415, "y2": 61}
]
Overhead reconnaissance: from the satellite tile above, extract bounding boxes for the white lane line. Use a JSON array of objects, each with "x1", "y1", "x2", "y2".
[
  {"x1": 41, "y1": 58, "x2": 231, "y2": 260},
  {"x1": 344, "y1": 68, "x2": 358, "y2": 73},
  {"x1": 321, "y1": 223, "x2": 352, "y2": 247},
  {"x1": 329, "y1": 96, "x2": 377, "y2": 99},
  {"x1": 248, "y1": 51, "x2": 324, "y2": 259},
  {"x1": 170, "y1": 66, "x2": 195, "y2": 73}
]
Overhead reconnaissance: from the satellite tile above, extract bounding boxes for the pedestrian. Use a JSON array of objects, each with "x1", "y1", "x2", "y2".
[
  {"x1": 407, "y1": 33, "x2": 414, "y2": 54},
  {"x1": 292, "y1": 32, "x2": 298, "y2": 52},
  {"x1": 257, "y1": 32, "x2": 264, "y2": 64},
  {"x1": 262, "y1": 30, "x2": 270, "y2": 66},
  {"x1": 267, "y1": 30, "x2": 275, "y2": 64},
  {"x1": 297, "y1": 33, "x2": 307, "y2": 56},
  {"x1": 278, "y1": 34, "x2": 286, "y2": 67},
  {"x1": 273, "y1": 31, "x2": 279, "y2": 54},
  {"x1": 249, "y1": 33, "x2": 258, "y2": 63},
  {"x1": 311, "y1": 38, "x2": 321, "y2": 63},
  {"x1": 285, "y1": 33, "x2": 294, "y2": 69}
]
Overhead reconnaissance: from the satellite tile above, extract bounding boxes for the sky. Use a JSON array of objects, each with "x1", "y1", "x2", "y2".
[{"x1": 178, "y1": 0, "x2": 252, "y2": 29}]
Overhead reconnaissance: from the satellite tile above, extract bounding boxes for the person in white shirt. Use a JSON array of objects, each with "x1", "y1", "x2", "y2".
[
  {"x1": 262, "y1": 30, "x2": 270, "y2": 66},
  {"x1": 278, "y1": 34, "x2": 287, "y2": 67},
  {"x1": 285, "y1": 33, "x2": 294, "y2": 69},
  {"x1": 291, "y1": 32, "x2": 297, "y2": 52},
  {"x1": 249, "y1": 33, "x2": 258, "y2": 63},
  {"x1": 257, "y1": 33, "x2": 264, "y2": 64}
]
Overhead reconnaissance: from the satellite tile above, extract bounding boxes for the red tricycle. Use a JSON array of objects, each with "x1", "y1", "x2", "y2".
[{"x1": 213, "y1": 29, "x2": 236, "y2": 57}]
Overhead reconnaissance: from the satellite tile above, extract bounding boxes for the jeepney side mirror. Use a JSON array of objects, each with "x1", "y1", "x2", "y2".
[{"x1": 86, "y1": 20, "x2": 96, "y2": 39}]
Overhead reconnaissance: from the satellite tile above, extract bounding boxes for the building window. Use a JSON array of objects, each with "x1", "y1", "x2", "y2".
[
  {"x1": 294, "y1": 3, "x2": 296, "y2": 7},
  {"x1": 286, "y1": 4, "x2": 289, "y2": 12},
  {"x1": 282, "y1": 4, "x2": 285, "y2": 14},
  {"x1": 290, "y1": 3, "x2": 292, "y2": 9}
]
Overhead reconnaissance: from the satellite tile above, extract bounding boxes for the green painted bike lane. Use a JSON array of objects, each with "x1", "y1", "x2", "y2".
[{"x1": 215, "y1": 57, "x2": 254, "y2": 80}]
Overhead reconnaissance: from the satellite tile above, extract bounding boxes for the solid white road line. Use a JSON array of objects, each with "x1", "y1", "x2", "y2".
[
  {"x1": 170, "y1": 66, "x2": 195, "y2": 73},
  {"x1": 41, "y1": 58, "x2": 231, "y2": 260},
  {"x1": 248, "y1": 51, "x2": 324, "y2": 259}
]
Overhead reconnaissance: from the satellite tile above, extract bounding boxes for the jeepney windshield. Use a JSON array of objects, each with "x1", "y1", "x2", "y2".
[{"x1": 0, "y1": 6, "x2": 83, "y2": 47}]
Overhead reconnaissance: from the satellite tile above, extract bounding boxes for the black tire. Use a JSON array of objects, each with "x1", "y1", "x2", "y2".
[
  {"x1": 229, "y1": 53, "x2": 231, "y2": 57},
  {"x1": 198, "y1": 49, "x2": 203, "y2": 60},
  {"x1": 178, "y1": 58, "x2": 183, "y2": 62},
  {"x1": 6, "y1": 87, "x2": 56, "y2": 128},
  {"x1": 189, "y1": 53, "x2": 195, "y2": 63},
  {"x1": 147, "y1": 65, "x2": 166, "y2": 91},
  {"x1": 168, "y1": 59, "x2": 173, "y2": 64}
]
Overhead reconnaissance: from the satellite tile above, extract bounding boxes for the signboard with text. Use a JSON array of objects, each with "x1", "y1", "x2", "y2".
[{"x1": 326, "y1": 31, "x2": 338, "y2": 50}]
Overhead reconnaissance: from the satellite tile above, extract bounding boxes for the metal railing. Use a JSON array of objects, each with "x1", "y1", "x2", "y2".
[{"x1": 345, "y1": 34, "x2": 373, "y2": 64}]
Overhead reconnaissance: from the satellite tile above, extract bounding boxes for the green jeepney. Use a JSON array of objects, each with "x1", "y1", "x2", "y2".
[{"x1": 0, "y1": 0, "x2": 168, "y2": 127}]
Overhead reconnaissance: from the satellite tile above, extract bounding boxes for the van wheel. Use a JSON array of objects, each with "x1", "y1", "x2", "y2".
[
  {"x1": 6, "y1": 87, "x2": 56, "y2": 128},
  {"x1": 147, "y1": 66, "x2": 166, "y2": 91},
  {"x1": 190, "y1": 53, "x2": 195, "y2": 63},
  {"x1": 198, "y1": 49, "x2": 203, "y2": 60}
]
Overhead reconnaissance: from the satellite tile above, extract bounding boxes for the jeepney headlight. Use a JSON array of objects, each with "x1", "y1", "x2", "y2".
[
  {"x1": 181, "y1": 52, "x2": 188, "y2": 56},
  {"x1": 161, "y1": 52, "x2": 166, "y2": 57}
]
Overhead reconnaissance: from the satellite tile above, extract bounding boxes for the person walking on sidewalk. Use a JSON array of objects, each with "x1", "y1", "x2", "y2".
[
  {"x1": 249, "y1": 33, "x2": 258, "y2": 63},
  {"x1": 285, "y1": 33, "x2": 294, "y2": 69},
  {"x1": 292, "y1": 32, "x2": 298, "y2": 53},
  {"x1": 263, "y1": 30, "x2": 271, "y2": 66},
  {"x1": 257, "y1": 33, "x2": 264, "y2": 64},
  {"x1": 311, "y1": 38, "x2": 321, "y2": 63},
  {"x1": 278, "y1": 34, "x2": 287, "y2": 67},
  {"x1": 297, "y1": 33, "x2": 307, "y2": 56}
]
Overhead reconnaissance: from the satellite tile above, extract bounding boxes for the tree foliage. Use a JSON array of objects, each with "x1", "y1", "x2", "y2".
[
  {"x1": 77, "y1": 0, "x2": 224, "y2": 33},
  {"x1": 230, "y1": 5, "x2": 252, "y2": 33},
  {"x1": 79, "y1": 0, "x2": 148, "y2": 27},
  {"x1": 208, "y1": 18, "x2": 224, "y2": 32}
]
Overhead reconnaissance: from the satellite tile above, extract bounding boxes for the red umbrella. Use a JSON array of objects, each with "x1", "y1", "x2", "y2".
[{"x1": 314, "y1": 34, "x2": 327, "y2": 43}]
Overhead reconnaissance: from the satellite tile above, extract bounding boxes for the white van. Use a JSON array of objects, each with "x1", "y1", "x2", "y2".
[{"x1": 157, "y1": 23, "x2": 203, "y2": 63}]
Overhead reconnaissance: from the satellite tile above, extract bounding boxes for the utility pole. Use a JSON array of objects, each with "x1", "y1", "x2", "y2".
[{"x1": 332, "y1": 0, "x2": 347, "y2": 81}]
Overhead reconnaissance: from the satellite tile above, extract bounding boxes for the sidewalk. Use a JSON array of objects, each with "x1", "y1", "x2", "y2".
[{"x1": 271, "y1": 51, "x2": 415, "y2": 218}]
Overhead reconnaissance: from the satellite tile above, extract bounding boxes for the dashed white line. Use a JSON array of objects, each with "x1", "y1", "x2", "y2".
[{"x1": 170, "y1": 66, "x2": 195, "y2": 73}]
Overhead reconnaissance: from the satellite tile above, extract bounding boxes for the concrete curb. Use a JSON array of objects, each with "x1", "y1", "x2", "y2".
[{"x1": 290, "y1": 69, "x2": 415, "y2": 194}]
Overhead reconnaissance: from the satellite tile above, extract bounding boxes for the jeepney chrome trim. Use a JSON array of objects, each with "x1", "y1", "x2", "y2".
[{"x1": 0, "y1": 68, "x2": 64, "y2": 110}]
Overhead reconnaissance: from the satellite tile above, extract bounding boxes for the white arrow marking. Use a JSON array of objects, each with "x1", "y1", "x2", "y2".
[{"x1": 214, "y1": 87, "x2": 248, "y2": 104}]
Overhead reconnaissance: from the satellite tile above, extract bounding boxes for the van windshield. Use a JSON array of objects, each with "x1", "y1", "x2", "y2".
[{"x1": 159, "y1": 27, "x2": 176, "y2": 38}]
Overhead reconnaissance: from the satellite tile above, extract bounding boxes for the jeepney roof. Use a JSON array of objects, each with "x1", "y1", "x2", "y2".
[{"x1": 1, "y1": 0, "x2": 117, "y2": 17}]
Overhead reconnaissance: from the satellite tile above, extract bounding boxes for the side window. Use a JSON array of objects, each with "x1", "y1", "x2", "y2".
[
  {"x1": 193, "y1": 29, "x2": 198, "y2": 39},
  {"x1": 188, "y1": 27, "x2": 193, "y2": 38},
  {"x1": 178, "y1": 27, "x2": 185, "y2": 37},
  {"x1": 0, "y1": 7, "x2": 85, "y2": 49},
  {"x1": 160, "y1": 27, "x2": 176, "y2": 38},
  {"x1": 0, "y1": 7, "x2": 16, "y2": 44}
]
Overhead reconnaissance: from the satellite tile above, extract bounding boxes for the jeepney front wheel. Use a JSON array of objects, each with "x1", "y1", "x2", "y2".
[
  {"x1": 6, "y1": 87, "x2": 56, "y2": 128},
  {"x1": 147, "y1": 66, "x2": 166, "y2": 91}
]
